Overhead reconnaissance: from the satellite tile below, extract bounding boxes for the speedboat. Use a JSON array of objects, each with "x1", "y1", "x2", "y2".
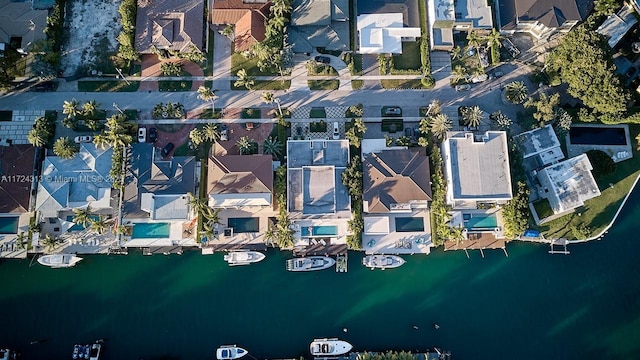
[
  {"x1": 89, "y1": 342, "x2": 101, "y2": 360},
  {"x1": 310, "y1": 338, "x2": 353, "y2": 356},
  {"x1": 362, "y1": 255, "x2": 405, "y2": 270},
  {"x1": 224, "y1": 251, "x2": 266, "y2": 266},
  {"x1": 286, "y1": 256, "x2": 336, "y2": 272},
  {"x1": 38, "y1": 254, "x2": 83, "y2": 268},
  {"x1": 216, "y1": 345, "x2": 248, "y2": 360}
]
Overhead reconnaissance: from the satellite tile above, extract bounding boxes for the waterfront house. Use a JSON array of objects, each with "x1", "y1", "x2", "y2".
[
  {"x1": 441, "y1": 131, "x2": 512, "y2": 242},
  {"x1": 596, "y1": 3, "x2": 638, "y2": 49},
  {"x1": 135, "y1": 0, "x2": 204, "y2": 54},
  {"x1": 287, "y1": 0, "x2": 350, "y2": 53},
  {"x1": 496, "y1": 0, "x2": 593, "y2": 40},
  {"x1": 206, "y1": 154, "x2": 275, "y2": 250},
  {"x1": 122, "y1": 144, "x2": 197, "y2": 247},
  {"x1": 0, "y1": 145, "x2": 35, "y2": 258},
  {"x1": 0, "y1": 0, "x2": 47, "y2": 53},
  {"x1": 356, "y1": 13, "x2": 421, "y2": 54},
  {"x1": 428, "y1": 0, "x2": 493, "y2": 50},
  {"x1": 362, "y1": 148, "x2": 434, "y2": 255},
  {"x1": 210, "y1": 0, "x2": 270, "y2": 52},
  {"x1": 286, "y1": 139, "x2": 350, "y2": 252}
]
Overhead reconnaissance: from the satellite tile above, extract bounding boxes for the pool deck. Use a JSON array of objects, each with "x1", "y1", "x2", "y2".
[{"x1": 363, "y1": 210, "x2": 433, "y2": 255}]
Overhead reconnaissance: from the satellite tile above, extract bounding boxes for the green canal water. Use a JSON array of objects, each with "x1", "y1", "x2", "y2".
[{"x1": 2, "y1": 195, "x2": 640, "y2": 359}]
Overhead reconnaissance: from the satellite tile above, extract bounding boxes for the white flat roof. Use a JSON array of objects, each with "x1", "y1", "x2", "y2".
[{"x1": 357, "y1": 13, "x2": 421, "y2": 54}]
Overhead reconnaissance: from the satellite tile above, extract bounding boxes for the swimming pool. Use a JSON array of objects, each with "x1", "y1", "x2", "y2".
[
  {"x1": 569, "y1": 127, "x2": 627, "y2": 146},
  {"x1": 0, "y1": 216, "x2": 18, "y2": 234},
  {"x1": 465, "y1": 214, "x2": 498, "y2": 229},
  {"x1": 228, "y1": 218, "x2": 260, "y2": 233},
  {"x1": 131, "y1": 223, "x2": 171, "y2": 238},
  {"x1": 395, "y1": 217, "x2": 424, "y2": 232},
  {"x1": 301, "y1": 225, "x2": 338, "y2": 237}
]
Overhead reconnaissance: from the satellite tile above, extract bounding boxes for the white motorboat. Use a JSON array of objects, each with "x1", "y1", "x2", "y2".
[
  {"x1": 38, "y1": 254, "x2": 83, "y2": 268},
  {"x1": 216, "y1": 345, "x2": 248, "y2": 360},
  {"x1": 286, "y1": 256, "x2": 336, "y2": 272},
  {"x1": 310, "y1": 338, "x2": 353, "y2": 356},
  {"x1": 224, "y1": 251, "x2": 266, "y2": 266},
  {"x1": 362, "y1": 255, "x2": 405, "y2": 269}
]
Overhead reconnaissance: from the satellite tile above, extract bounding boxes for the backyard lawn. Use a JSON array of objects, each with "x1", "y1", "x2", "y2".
[{"x1": 392, "y1": 41, "x2": 421, "y2": 71}]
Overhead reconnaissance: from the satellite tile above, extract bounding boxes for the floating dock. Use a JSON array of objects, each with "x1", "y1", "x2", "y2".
[{"x1": 336, "y1": 253, "x2": 347, "y2": 272}]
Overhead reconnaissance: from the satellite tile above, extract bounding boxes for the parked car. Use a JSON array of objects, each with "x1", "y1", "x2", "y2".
[
  {"x1": 138, "y1": 127, "x2": 147, "y2": 143},
  {"x1": 161, "y1": 142, "x2": 175, "y2": 157},
  {"x1": 492, "y1": 71, "x2": 504, "y2": 78},
  {"x1": 404, "y1": 127, "x2": 413, "y2": 139},
  {"x1": 74, "y1": 135, "x2": 93, "y2": 143},
  {"x1": 314, "y1": 55, "x2": 331, "y2": 64},
  {"x1": 413, "y1": 125, "x2": 420, "y2": 139},
  {"x1": 470, "y1": 74, "x2": 488, "y2": 83},
  {"x1": 148, "y1": 127, "x2": 158, "y2": 143},
  {"x1": 220, "y1": 124, "x2": 228, "y2": 141},
  {"x1": 333, "y1": 122, "x2": 340, "y2": 140},
  {"x1": 384, "y1": 107, "x2": 402, "y2": 116},
  {"x1": 33, "y1": 81, "x2": 56, "y2": 92},
  {"x1": 455, "y1": 84, "x2": 471, "y2": 91}
]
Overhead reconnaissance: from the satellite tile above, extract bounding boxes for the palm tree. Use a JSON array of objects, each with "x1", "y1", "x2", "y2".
[
  {"x1": 449, "y1": 225, "x2": 466, "y2": 246},
  {"x1": 72, "y1": 206, "x2": 93, "y2": 228},
  {"x1": 89, "y1": 215, "x2": 106, "y2": 235},
  {"x1": 450, "y1": 45, "x2": 463, "y2": 60},
  {"x1": 42, "y1": 233, "x2": 57, "y2": 250},
  {"x1": 197, "y1": 86, "x2": 217, "y2": 114},
  {"x1": 82, "y1": 100, "x2": 100, "y2": 118},
  {"x1": 189, "y1": 128, "x2": 205, "y2": 147},
  {"x1": 466, "y1": 31, "x2": 483, "y2": 50},
  {"x1": 187, "y1": 192, "x2": 209, "y2": 217},
  {"x1": 203, "y1": 123, "x2": 220, "y2": 143},
  {"x1": 234, "y1": 69, "x2": 255, "y2": 90},
  {"x1": 93, "y1": 134, "x2": 111, "y2": 149},
  {"x1": 261, "y1": 91, "x2": 274, "y2": 105},
  {"x1": 219, "y1": 24, "x2": 234, "y2": 40},
  {"x1": 485, "y1": 28, "x2": 503, "y2": 64},
  {"x1": 62, "y1": 98, "x2": 80, "y2": 119},
  {"x1": 490, "y1": 110, "x2": 512, "y2": 130},
  {"x1": 84, "y1": 118, "x2": 101, "y2": 131},
  {"x1": 270, "y1": 15, "x2": 288, "y2": 29},
  {"x1": 27, "y1": 128, "x2": 47, "y2": 147},
  {"x1": 263, "y1": 137, "x2": 283, "y2": 158},
  {"x1": 429, "y1": 114, "x2": 452, "y2": 140},
  {"x1": 16, "y1": 232, "x2": 26, "y2": 250},
  {"x1": 505, "y1": 81, "x2": 529, "y2": 104},
  {"x1": 427, "y1": 99, "x2": 442, "y2": 116},
  {"x1": 461, "y1": 106, "x2": 484, "y2": 128},
  {"x1": 236, "y1": 136, "x2": 253, "y2": 155},
  {"x1": 53, "y1": 137, "x2": 79, "y2": 159},
  {"x1": 451, "y1": 65, "x2": 468, "y2": 83}
]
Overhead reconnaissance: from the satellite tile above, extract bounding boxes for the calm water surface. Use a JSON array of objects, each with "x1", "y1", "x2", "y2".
[{"x1": 2, "y1": 191, "x2": 640, "y2": 360}]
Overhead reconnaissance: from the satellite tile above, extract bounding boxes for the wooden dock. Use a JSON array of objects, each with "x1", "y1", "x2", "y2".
[{"x1": 336, "y1": 253, "x2": 347, "y2": 272}]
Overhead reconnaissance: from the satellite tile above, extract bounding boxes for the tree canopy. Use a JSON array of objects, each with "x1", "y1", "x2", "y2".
[{"x1": 545, "y1": 25, "x2": 628, "y2": 115}]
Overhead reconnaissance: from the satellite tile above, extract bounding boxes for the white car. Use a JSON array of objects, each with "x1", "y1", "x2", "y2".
[
  {"x1": 74, "y1": 135, "x2": 93, "y2": 143},
  {"x1": 333, "y1": 122, "x2": 340, "y2": 139},
  {"x1": 455, "y1": 84, "x2": 471, "y2": 91},
  {"x1": 138, "y1": 127, "x2": 147, "y2": 143}
]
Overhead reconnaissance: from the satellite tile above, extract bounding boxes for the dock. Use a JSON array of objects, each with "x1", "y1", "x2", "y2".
[
  {"x1": 336, "y1": 253, "x2": 347, "y2": 272},
  {"x1": 313, "y1": 350, "x2": 451, "y2": 360},
  {"x1": 142, "y1": 246, "x2": 183, "y2": 255}
]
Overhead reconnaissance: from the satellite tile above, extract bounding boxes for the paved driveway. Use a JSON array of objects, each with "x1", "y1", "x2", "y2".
[{"x1": 211, "y1": 25, "x2": 232, "y2": 90}]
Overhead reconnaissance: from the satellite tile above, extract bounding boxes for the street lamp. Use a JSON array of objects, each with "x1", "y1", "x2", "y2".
[{"x1": 113, "y1": 103, "x2": 124, "y2": 114}]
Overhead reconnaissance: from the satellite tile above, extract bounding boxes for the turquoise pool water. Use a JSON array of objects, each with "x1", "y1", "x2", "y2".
[
  {"x1": 66, "y1": 215, "x2": 100, "y2": 231},
  {"x1": 466, "y1": 214, "x2": 498, "y2": 229},
  {"x1": 228, "y1": 217, "x2": 260, "y2": 233},
  {"x1": 301, "y1": 225, "x2": 338, "y2": 237},
  {"x1": 395, "y1": 217, "x2": 424, "y2": 232},
  {"x1": 131, "y1": 223, "x2": 170, "y2": 238},
  {"x1": 0, "y1": 216, "x2": 18, "y2": 234}
]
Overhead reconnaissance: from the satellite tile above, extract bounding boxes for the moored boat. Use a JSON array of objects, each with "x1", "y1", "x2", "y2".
[
  {"x1": 224, "y1": 251, "x2": 266, "y2": 266},
  {"x1": 216, "y1": 345, "x2": 248, "y2": 360},
  {"x1": 310, "y1": 338, "x2": 353, "y2": 356},
  {"x1": 362, "y1": 255, "x2": 405, "y2": 269},
  {"x1": 38, "y1": 254, "x2": 82, "y2": 268},
  {"x1": 89, "y1": 342, "x2": 101, "y2": 360},
  {"x1": 1, "y1": 348, "x2": 17, "y2": 360},
  {"x1": 286, "y1": 256, "x2": 336, "y2": 272}
]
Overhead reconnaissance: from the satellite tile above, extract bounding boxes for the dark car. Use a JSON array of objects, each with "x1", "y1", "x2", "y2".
[
  {"x1": 148, "y1": 127, "x2": 158, "y2": 143},
  {"x1": 33, "y1": 81, "x2": 56, "y2": 92},
  {"x1": 314, "y1": 55, "x2": 331, "y2": 64},
  {"x1": 404, "y1": 127, "x2": 413, "y2": 138},
  {"x1": 161, "y1": 142, "x2": 174, "y2": 158}
]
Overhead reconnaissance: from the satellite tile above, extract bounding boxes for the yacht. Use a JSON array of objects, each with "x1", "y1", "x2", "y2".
[
  {"x1": 89, "y1": 342, "x2": 102, "y2": 360},
  {"x1": 224, "y1": 251, "x2": 266, "y2": 266},
  {"x1": 362, "y1": 255, "x2": 405, "y2": 270},
  {"x1": 310, "y1": 338, "x2": 353, "y2": 356},
  {"x1": 216, "y1": 345, "x2": 248, "y2": 360},
  {"x1": 38, "y1": 254, "x2": 83, "y2": 268},
  {"x1": 286, "y1": 256, "x2": 335, "y2": 272}
]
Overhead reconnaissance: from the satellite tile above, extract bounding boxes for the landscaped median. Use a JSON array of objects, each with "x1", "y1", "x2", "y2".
[
  {"x1": 536, "y1": 125, "x2": 640, "y2": 240},
  {"x1": 78, "y1": 81, "x2": 140, "y2": 92}
]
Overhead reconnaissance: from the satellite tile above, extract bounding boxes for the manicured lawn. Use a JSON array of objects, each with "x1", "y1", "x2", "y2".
[
  {"x1": 381, "y1": 79, "x2": 425, "y2": 89},
  {"x1": 309, "y1": 108, "x2": 326, "y2": 119},
  {"x1": 392, "y1": 41, "x2": 421, "y2": 70},
  {"x1": 199, "y1": 109, "x2": 223, "y2": 119},
  {"x1": 382, "y1": 119, "x2": 404, "y2": 133},
  {"x1": 241, "y1": 108, "x2": 262, "y2": 119},
  {"x1": 351, "y1": 80, "x2": 363, "y2": 90},
  {"x1": 231, "y1": 52, "x2": 278, "y2": 76},
  {"x1": 307, "y1": 62, "x2": 338, "y2": 76},
  {"x1": 230, "y1": 80, "x2": 291, "y2": 90},
  {"x1": 159, "y1": 80, "x2": 192, "y2": 92},
  {"x1": 78, "y1": 81, "x2": 140, "y2": 92},
  {"x1": 532, "y1": 198, "x2": 554, "y2": 220},
  {"x1": 308, "y1": 80, "x2": 339, "y2": 90},
  {"x1": 537, "y1": 125, "x2": 640, "y2": 239}
]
